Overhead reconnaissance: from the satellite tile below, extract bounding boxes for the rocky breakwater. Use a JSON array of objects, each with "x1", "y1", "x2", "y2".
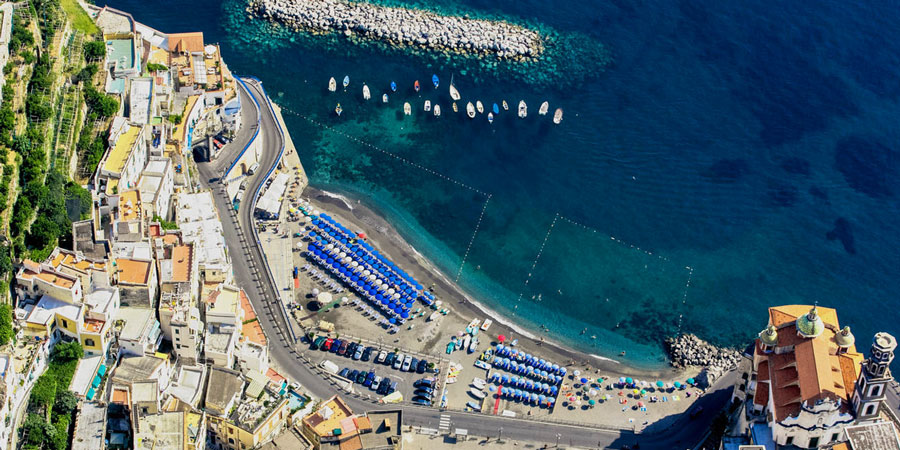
[
  {"x1": 250, "y1": 0, "x2": 543, "y2": 60},
  {"x1": 665, "y1": 334, "x2": 741, "y2": 388}
]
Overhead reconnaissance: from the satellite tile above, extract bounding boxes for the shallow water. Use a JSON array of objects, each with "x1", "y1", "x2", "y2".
[{"x1": 112, "y1": 0, "x2": 900, "y2": 368}]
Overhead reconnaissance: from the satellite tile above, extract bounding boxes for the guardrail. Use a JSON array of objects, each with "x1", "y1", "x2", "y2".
[
  {"x1": 238, "y1": 75, "x2": 297, "y2": 344},
  {"x1": 223, "y1": 76, "x2": 261, "y2": 181}
]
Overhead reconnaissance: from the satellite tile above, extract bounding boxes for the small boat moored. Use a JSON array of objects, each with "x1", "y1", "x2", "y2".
[
  {"x1": 390, "y1": 81, "x2": 397, "y2": 92},
  {"x1": 328, "y1": 77, "x2": 336, "y2": 92},
  {"x1": 487, "y1": 112, "x2": 494, "y2": 124},
  {"x1": 414, "y1": 80, "x2": 420, "y2": 92},
  {"x1": 553, "y1": 108, "x2": 563, "y2": 124},
  {"x1": 469, "y1": 388, "x2": 486, "y2": 399},
  {"x1": 480, "y1": 319, "x2": 493, "y2": 331},
  {"x1": 502, "y1": 100, "x2": 509, "y2": 111},
  {"x1": 335, "y1": 103, "x2": 343, "y2": 116},
  {"x1": 449, "y1": 75, "x2": 461, "y2": 101},
  {"x1": 382, "y1": 93, "x2": 388, "y2": 103},
  {"x1": 466, "y1": 102, "x2": 476, "y2": 119},
  {"x1": 432, "y1": 74, "x2": 439, "y2": 88},
  {"x1": 428, "y1": 311, "x2": 441, "y2": 321},
  {"x1": 434, "y1": 104, "x2": 441, "y2": 117},
  {"x1": 492, "y1": 103, "x2": 500, "y2": 114},
  {"x1": 452, "y1": 102, "x2": 458, "y2": 113},
  {"x1": 362, "y1": 84, "x2": 371, "y2": 100},
  {"x1": 518, "y1": 100, "x2": 527, "y2": 118},
  {"x1": 342, "y1": 75, "x2": 350, "y2": 88},
  {"x1": 403, "y1": 102, "x2": 412, "y2": 115},
  {"x1": 539, "y1": 101, "x2": 549, "y2": 115},
  {"x1": 469, "y1": 336, "x2": 479, "y2": 352},
  {"x1": 424, "y1": 100, "x2": 431, "y2": 112},
  {"x1": 476, "y1": 101, "x2": 484, "y2": 114}
]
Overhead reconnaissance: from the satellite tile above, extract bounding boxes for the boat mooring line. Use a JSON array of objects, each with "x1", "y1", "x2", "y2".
[
  {"x1": 281, "y1": 106, "x2": 490, "y2": 197},
  {"x1": 556, "y1": 214, "x2": 670, "y2": 263},
  {"x1": 456, "y1": 194, "x2": 492, "y2": 283},
  {"x1": 676, "y1": 265, "x2": 694, "y2": 335}
]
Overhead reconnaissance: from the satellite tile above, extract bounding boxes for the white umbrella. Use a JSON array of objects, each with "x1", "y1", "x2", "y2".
[
  {"x1": 363, "y1": 270, "x2": 371, "y2": 276},
  {"x1": 351, "y1": 261, "x2": 359, "y2": 267},
  {"x1": 311, "y1": 288, "x2": 320, "y2": 296},
  {"x1": 589, "y1": 389, "x2": 598, "y2": 397},
  {"x1": 339, "y1": 252, "x2": 347, "y2": 258},
  {"x1": 369, "y1": 274, "x2": 377, "y2": 280},
  {"x1": 343, "y1": 257, "x2": 352, "y2": 263},
  {"x1": 341, "y1": 297, "x2": 348, "y2": 303},
  {"x1": 393, "y1": 293, "x2": 401, "y2": 299},
  {"x1": 388, "y1": 288, "x2": 396, "y2": 295},
  {"x1": 326, "y1": 243, "x2": 334, "y2": 250},
  {"x1": 573, "y1": 370, "x2": 581, "y2": 377}
]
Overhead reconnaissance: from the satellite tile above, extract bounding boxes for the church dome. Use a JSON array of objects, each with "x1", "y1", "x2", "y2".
[
  {"x1": 835, "y1": 326, "x2": 855, "y2": 348},
  {"x1": 759, "y1": 325, "x2": 778, "y2": 347},
  {"x1": 797, "y1": 306, "x2": 825, "y2": 338}
]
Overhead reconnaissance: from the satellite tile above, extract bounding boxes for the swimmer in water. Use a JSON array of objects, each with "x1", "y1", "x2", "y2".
[{"x1": 581, "y1": 328, "x2": 587, "y2": 335}]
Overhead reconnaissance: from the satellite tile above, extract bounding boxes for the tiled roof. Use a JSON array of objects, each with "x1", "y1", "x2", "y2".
[
  {"x1": 240, "y1": 290, "x2": 266, "y2": 346},
  {"x1": 170, "y1": 245, "x2": 192, "y2": 283},
  {"x1": 115, "y1": 258, "x2": 152, "y2": 285},
  {"x1": 167, "y1": 32, "x2": 204, "y2": 54}
]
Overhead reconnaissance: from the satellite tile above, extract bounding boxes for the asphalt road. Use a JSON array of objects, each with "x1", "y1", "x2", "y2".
[{"x1": 196, "y1": 77, "x2": 741, "y2": 449}]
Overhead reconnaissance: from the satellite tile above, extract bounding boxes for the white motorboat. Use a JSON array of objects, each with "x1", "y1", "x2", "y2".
[
  {"x1": 472, "y1": 377, "x2": 486, "y2": 388},
  {"x1": 469, "y1": 388, "x2": 486, "y2": 399},
  {"x1": 553, "y1": 108, "x2": 563, "y2": 124},
  {"x1": 424, "y1": 100, "x2": 431, "y2": 112},
  {"x1": 480, "y1": 319, "x2": 493, "y2": 331},
  {"x1": 539, "y1": 101, "x2": 549, "y2": 115},
  {"x1": 452, "y1": 102, "x2": 458, "y2": 113},
  {"x1": 476, "y1": 100, "x2": 484, "y2": 114},
  {"x1": 382, "y1": 93, "x2": 388, "y2": 103},
  {"x1": 403, "y1": 102, "x2": 411, "y2": 115},
  {"x1": 466, "y1": 102, "x2": 475, "y2": 119},
  {"x1": 428, "y1": 311, "x2": 441, "y2": 322},
  {"x1": 328, "y1": 77, "x2": 336, "y2": 92},
  {"x1": 449, "y1": 74, "x2": 461, "y2": 101},
  {"x1": 362, "y1": 84, "x2": 371, "y2": 100},
  {"x1": 518, "y1": 100, "x2": 527, "y2": 118},
  {"x1": 502, "y1": 100, "x2": 509, "y2": 111},
  {"x1": 487, "y1": 112, "x2": 494, "y2": 124},
  {"x1": 434, "y1": 104, "x2": 441, "y2": 117}
]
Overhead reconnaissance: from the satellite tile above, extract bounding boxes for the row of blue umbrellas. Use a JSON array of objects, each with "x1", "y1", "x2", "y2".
[
  {"x1": 490, "y1": 372, "x2": 559, "y2": 395},
  {"x1": 306, "y1": 243, "x2": 413, "y2": 321},
  {"x1": 491, "y1": 357, "x2": 563, "y2": 385},
  {"x1": 313, "y1": 214, "x2": 427, "y2": 297},
  {"x1": 497, "y1": 386, "x2": 555, "y2": 407},
  {"x1": 495, "y1": 344, "x2": 567, "y2": 376}
]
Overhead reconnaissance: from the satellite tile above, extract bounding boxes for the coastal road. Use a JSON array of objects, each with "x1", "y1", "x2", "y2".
[{"x1": 198, "y1": 77, "x2": 736, "y2": 449}]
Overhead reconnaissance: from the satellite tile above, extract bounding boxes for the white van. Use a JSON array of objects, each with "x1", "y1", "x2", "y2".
[
  {"x1": 319, "y1": 360, "x2": 340, "y2": 375},
  {"x1": 248, "y1": 162, "x2": 260, "y2": 175}
]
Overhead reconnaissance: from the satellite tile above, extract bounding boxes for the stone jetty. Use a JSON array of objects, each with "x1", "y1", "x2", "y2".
[
  {"x1": 665, "y1": 333, "x2": 741, "y2": 373},
  {"x1": 250, "y1": 0, "x2": 543, "y2": 59}
]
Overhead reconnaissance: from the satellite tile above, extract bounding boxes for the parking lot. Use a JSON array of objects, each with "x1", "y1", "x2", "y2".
[{"x1": 300, "y1": 333, "x2": 448, "y2": 407}]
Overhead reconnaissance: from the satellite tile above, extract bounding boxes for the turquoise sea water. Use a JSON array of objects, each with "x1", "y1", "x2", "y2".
[{"x1": 112, "y1": 0, "x2": 900, "y2": 369}]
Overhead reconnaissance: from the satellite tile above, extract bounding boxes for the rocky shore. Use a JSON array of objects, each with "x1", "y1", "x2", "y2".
[
  {"x1": 250, "y1": 0, "x2": 543, "y2": 59},
  {"x1": 665, "y1": 334, "x2": 741, "y2": 386}
]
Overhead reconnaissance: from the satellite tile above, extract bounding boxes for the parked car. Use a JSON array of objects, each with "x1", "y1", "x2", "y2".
[
  {"x1": 348, "y1": 370, "x2": 359, "y2": 382},
  {"x1": 376, "y1": 350, "x2": 388, "y2": 363},
  {"x1": 384, "y1": 352, "x2": 397, "y2": 367},
  {"x1": 337, "y1": 341, "x2": 350, "y2": 356},
  {"x1": 371, "y1": 376, "x2": 383, "y2": 390},
  {"x1": 411, "y1": 397, "x2": 432, "y2": 406},
  {"x1": 312, "y1": 336, "x2": 326, "y2": 350},
  {"x1": 329, "y1": 339, "x2": 343, "y2": 353},
  {"x1": 376, "y1": 379, "x2": 391, "y2": 395},
  {"x1": 414, "y1": 379, "x2": 435, "y2": 388},
  {"x1": 408, "y1": 357, "x2": 419, "y2": 373},
  {"x1": 362, "y1": 346, "x2": 375, "y2": 362},
  {"x1": 353, "y1": 345, "x2": 364, "y2": 360},
  {"x1": 414, "y1": 386, "x2": 434, "y2": 396},
  {"x1": 339, "y1": 368, "x2": 350, "y2": 378},
  {"x1": 364, "y1": 371, "x2": 376, "y2": 387},
  {"x1": 401, "y1": 355, "x2": 413, "y2": 372},
  {"x1": 346, "y1": 342, "x2": 358, "y2": 357},
  {"x1": 416, "y1": 359, "x2": 428, "y2": 374},
  {"x1": 393, "y1": 353, "x2": 405, "y2": 370},
  {"x1": 356, "y1": 371, "x2": 369, "y2": 384},
  {"x1": 322, "y1": 338, "x2": 334, "y2": 351}
]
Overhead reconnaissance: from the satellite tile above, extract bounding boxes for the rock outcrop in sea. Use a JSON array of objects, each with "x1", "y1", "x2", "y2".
[
  {"x1": 250, "y1": 0, "x2": 543, "y2": 60},
  {"x1": 665, "y1": 334, "x2": 741, "y2": 386}
]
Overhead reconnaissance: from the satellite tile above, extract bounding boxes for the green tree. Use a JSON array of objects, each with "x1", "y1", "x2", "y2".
[
  {"x1": 53, "y1": 390, "x2": 78, "y2": 417},
  {"x1": 83, "y1": 41, "x2": 106, "y2": 60},
  {"x1": 51, "y1": 341, "x2": 84, "y2": 362},
  {"x1": 0, "y1": 304, "x2": 12, "y2": 345},
  {"x1": 29, "y1": 375, "x2": 57, "y2": 413},
  {"x1": 22, "y1": 413, "x2": 53, "y2": 447}
]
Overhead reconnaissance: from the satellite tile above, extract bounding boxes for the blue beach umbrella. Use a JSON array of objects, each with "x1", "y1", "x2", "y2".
[
  {"x1": 580, "y1": 377, "x2": 588, "y2": 384},
  {"x1": 389, "y1": 318, "x2": 396, "y2": 324}
]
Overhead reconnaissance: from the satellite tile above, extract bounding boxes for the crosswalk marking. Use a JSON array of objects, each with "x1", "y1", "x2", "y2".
[{"x1": 438, "y1": 414, "x2": 451, "y2": 430}]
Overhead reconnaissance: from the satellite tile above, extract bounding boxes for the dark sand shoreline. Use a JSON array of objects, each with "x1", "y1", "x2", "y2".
[{"x1": 304, "y1": 185, "x2": 685, "y2": 379}]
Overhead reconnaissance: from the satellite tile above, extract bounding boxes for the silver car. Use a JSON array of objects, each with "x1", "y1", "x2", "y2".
[
  {"x1": 401, "y1": 355, "x2": 413, "y2": 372},
  {"x1": 393, "y1": 353, "x2": 405, "y2": 370}
]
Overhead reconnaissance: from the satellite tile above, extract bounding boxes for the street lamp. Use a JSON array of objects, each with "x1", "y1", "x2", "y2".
[
  {"x1": 556, "y1": 433, "x2": 561, "y2": 448},
  {"x1": 498, "y1": 427, "x2": 503, "y2": 442}
]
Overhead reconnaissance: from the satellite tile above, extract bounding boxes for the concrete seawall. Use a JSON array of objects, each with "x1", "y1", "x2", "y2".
[{"x1": 250, "y1": 0, "x2": 542, "y2": 59}]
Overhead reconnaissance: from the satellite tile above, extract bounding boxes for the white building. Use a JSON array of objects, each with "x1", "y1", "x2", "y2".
[
  {"x1": 204, "y1": 284, "x2": 243, "y2": 368},
  {"x1": 96, "y1": 117, "x2": 149, "y2": 196},
  {"x1": 138, "y1": 156, "x2": 174, "y2": 220},
  {"x1": 115, "y1": 307, "x2": 162, "y2": 357},
  {"x1": 129, "y1": 77, "x2": 155, "y2": 125},
  {"x1": 175, "y1": 191, "x2": 230, "y2": 283},
  {"x1": 254, "y1": 173, "x2": 290, "y2": 220}
]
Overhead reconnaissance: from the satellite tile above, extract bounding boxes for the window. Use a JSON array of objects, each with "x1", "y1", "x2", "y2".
[
  {"x1": 785, "y1": 436, "x2": 794, "y2": 445},
  {"x1": 831, "y1": 433, "x2": 839, "y2": 442},
  {"x1": 865, "y1": 404, "x2": 876, "y2": 416},
  {"x1": 228, "y1": 438, "x2": 235, "y2": 445},
  {"x1": 870, "y1": 385, "x2": 882, "y2": 397},
  {"x1": 61, "y1": 319, "x2": 69, "y2": 329},
  {"x1": 85, "y1": 338, "x2": 95, "y2": 347},
  {"x1": 809, "y1": 437, "x2": 819, "y2": 448},
  {"x1": 175, "y1": 328, "x2": 179, "y2": 334}
]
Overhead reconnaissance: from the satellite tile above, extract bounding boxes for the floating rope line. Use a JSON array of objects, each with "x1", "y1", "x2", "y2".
[
  {"x1": 676, "y1": 266, "x2": 694, "y2": 334},
  {"x1": 281, "y1": 106, "x2": 490, "y2": 197},
  {"x1": 514, "y1": 213, "x2": 560, "y2": 308},
  {"x1": 456, "y1": 194, "x2": 492, "y2": 283},
  {"x1": 556, "y1": 214, "x2": 670, "y2": 262}
]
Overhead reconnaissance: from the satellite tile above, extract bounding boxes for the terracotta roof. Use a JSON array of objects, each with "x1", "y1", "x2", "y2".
[
  {"x1": 760, "y1": 305, "x2": 859, "y2": 422},
  {"x1": 36, "y1": 270, "x2": 75, "y2": 289},
  {"x1": 115, "y1": 258, "x2": 152, "y2": 285},
  {"x1": 266, "y1": 368, "x2": 286, "y2": 383},
  {"x1": 240, "y1": 290, "x2": 266, "y2": 346},
  {"x1": 167, "y1": 32, "x2": 204, "y2": 54},
  {"x1": 170, "y1": 245, "x2": 192, "y2": 283},
  {"x1": 354, "y1": 416, "x2": 371, "y2": 432},
  {"x1": 754, "y1": 381, "x2": 769, "y2": 407},
  {"x1": 338, "y1": 433, "x2": 362, "y2": 450}
]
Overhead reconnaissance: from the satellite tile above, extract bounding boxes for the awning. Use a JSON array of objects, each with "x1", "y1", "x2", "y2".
[
  {"x1": 86, "y1": 388, "x2": 96, "y2": 400},
  {"x1": 92, "y1": 375, "x2": 102, "y2": 388},
  {"x1": 97, "y1": 364, "x2": 107, "y2": 377}
]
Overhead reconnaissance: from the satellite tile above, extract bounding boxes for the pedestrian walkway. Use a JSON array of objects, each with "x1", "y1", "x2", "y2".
[{"x1": 439, "y1": 414, "x2": 451, "y2": 431}]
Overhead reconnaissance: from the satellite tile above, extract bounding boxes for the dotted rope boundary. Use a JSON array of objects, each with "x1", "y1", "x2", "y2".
[{"x1": 456, "y1": 194, "x2": 492, "y2": 283}]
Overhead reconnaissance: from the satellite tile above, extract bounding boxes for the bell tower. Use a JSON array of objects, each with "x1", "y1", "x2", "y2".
[{"x1": 852, "y1": 332, "x2": 896, "y2": 422}]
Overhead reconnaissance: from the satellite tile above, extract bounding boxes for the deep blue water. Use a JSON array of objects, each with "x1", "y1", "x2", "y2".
[{"x1": 111, "y1": 0, "x2": 900, "y2": 368}]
